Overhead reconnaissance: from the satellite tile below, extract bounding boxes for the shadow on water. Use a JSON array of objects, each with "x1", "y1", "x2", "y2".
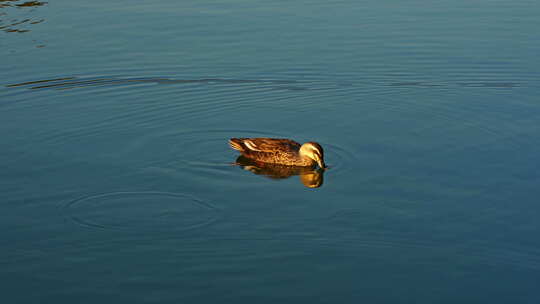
[{"x1": 233, "y1": 155, "x2": 325, "y2": 189}]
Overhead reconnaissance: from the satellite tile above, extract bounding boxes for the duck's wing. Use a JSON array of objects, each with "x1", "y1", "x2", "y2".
[{"x1": 229, "y1": 138, "x2": 301, "y2": 153}]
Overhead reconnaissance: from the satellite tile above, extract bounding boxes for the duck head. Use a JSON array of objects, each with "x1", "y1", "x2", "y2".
[{"x1": 299, "y1": 142, "x2": 326, "y2": 169}]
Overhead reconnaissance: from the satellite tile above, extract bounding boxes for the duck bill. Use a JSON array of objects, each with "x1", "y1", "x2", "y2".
[{"x1": 316, "y1": 159, "x2": 326, "y2": 169}]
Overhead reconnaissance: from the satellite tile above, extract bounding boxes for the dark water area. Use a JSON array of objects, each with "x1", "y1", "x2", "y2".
[{"x1": 2, "y1": 0, "x2": 540, "y2": 303}]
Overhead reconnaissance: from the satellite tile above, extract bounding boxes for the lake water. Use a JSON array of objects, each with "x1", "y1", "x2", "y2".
[{"x1": 2, "y1": 0, "x2": 540, "y2": 303}]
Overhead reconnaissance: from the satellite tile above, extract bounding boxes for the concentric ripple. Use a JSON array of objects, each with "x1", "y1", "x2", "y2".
[
  {"x1": 63, "y1": 191, "x2": 221, "y2": 232},
  {"x1": 319, "y1": 142, "x2": 357, "y2": 176},
  {"x1": 128, "y1": 129, "x2": 356, "y2": 185}
]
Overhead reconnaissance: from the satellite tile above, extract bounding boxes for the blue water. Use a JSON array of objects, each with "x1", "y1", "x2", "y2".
[{"x1": 2, "y1": 1, "x2": 540, "y2": 303}]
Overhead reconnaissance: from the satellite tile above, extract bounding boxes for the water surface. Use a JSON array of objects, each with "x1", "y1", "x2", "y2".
[{"x1": 2, "y1": 0, "x2": 540, "y2": 303}]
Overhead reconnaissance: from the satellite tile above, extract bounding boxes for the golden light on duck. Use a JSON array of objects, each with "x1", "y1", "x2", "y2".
[{"x1": 229, "y1": 138, "x2": 326, "y2": 169}]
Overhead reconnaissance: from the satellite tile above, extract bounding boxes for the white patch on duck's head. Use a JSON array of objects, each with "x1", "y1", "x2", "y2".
[{"x1": 299, "y1": 142, "x2": 326, "y2": 168}]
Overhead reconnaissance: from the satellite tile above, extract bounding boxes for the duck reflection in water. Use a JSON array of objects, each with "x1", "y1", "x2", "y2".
[{"x1": 233, "y1": 155, "x2": 325, "y2": 188}]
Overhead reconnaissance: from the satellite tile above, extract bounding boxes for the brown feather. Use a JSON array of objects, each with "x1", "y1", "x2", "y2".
[
  {"x1": 240, "y1": 138, "x2": 301, "y2": 153},
  {"x1": 229, "y1": 137, "x2": 320, "y2": 167}
]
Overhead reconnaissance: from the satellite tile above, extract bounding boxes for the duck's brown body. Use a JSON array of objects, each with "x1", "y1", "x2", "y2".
[{"x1": 229, "y1": 138, "x2": 325, "y2": 168}]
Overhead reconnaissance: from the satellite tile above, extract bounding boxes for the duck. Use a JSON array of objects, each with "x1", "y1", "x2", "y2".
[{"x1": 229, "y1": 138, "x2": 326, "y2": 169}]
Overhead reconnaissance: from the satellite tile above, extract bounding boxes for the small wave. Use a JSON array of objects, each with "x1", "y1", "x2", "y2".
[
  {"x1": 6, "y1": 76, "x2": 306, "y2": 91},
  {"x1": 319, "y1": 142, "x2": 358, "y2": 176},
  {"x1": 62, "y1": 191, "x2": 221, "y2": 232}
]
